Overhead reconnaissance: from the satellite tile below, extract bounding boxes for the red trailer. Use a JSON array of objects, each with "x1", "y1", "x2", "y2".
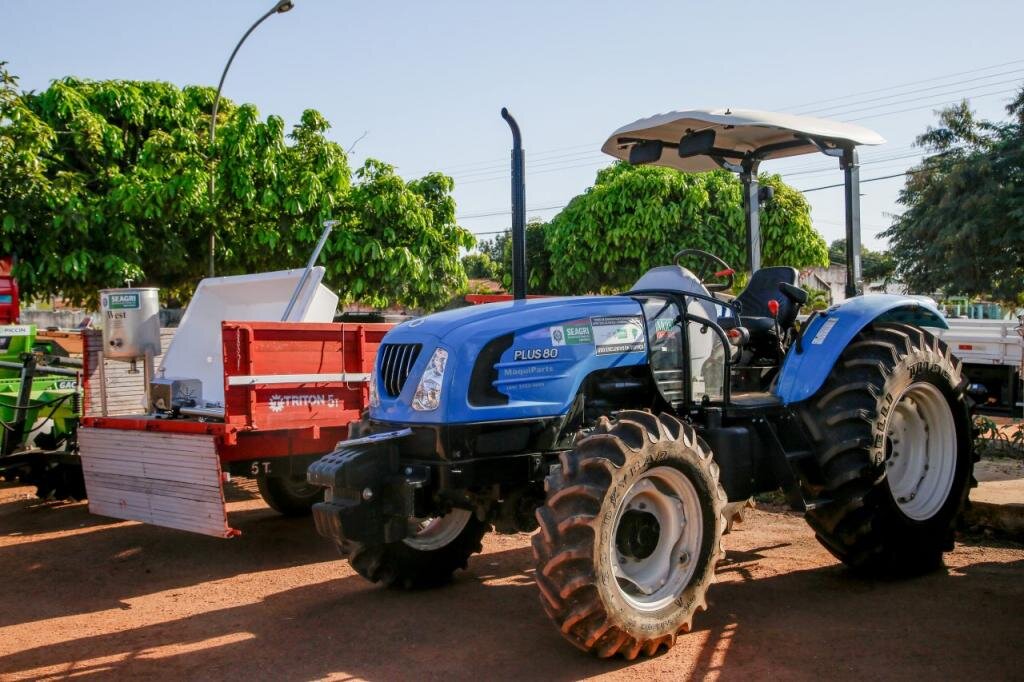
[{"x1": 79, "y1": 321, "x2": 391, "y2": 537}]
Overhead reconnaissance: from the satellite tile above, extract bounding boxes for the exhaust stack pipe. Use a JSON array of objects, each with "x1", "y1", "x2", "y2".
[{"x1": 502, "y1": 108, "x2": 527, "y2": 300}]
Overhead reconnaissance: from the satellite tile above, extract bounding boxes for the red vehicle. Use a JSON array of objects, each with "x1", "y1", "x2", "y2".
[
  {"x1": 0, "y1": 257, "x2": 19, "y2": 324},
  {"x1": 79, "y1": 320, "x2": 391, "y2": 537}
]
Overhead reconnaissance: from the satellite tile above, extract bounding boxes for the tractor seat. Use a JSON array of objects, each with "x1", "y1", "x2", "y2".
[{"x1": 728, "y1": 266, "x2": 801, "y2": 333}]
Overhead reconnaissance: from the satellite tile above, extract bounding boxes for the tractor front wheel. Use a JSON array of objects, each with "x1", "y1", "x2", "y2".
[
  {"x1": 795, "y1": 322, "x2": 974, "y2": 575},
  {"x1": 339, "y1": 510, "x2": 489, "y2": 589},
  {"x1": 532, "y1": 411, "x2": 725, "y2": 659}
]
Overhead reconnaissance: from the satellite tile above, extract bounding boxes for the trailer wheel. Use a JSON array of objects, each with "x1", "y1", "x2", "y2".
[
  {"x1": 339, "y1": 510, "x2": 489, "y2": 589},
  {"x1": 532, "y1": 411, "x2": 725, "y2": 659},
  {"x1": 257, "y1": 475, "x2": 324, "y2": 516},
  {"x1": 795, "y1": 322, "x2": 974, "y2": 576}
]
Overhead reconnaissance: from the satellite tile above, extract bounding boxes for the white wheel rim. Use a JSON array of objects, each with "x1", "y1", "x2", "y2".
[
  {"x1": 885, "y1": 382, "x2": 958, "y2": 521},
  {"x1": 402, "y1": 508, "x2": 472, "y2": 551},
  {"x1": 608, "y1": 466, "x2": 704, "y2": 612}
]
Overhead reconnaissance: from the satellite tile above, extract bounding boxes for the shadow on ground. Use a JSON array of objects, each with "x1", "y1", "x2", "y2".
[
  {"x1": 1, "y1": 485, "x2": 1022, "y2": 681},
  {"x1": 0, "y1": 503, "x2": 1019, "y2": 675}
]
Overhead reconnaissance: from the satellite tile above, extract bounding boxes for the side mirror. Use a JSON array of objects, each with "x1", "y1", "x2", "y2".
[
  {"x1": 628, "y1": 139, "x2": 663, "y2": 165},
  {"x1": 677, "y1": 129, "x2": 716, "y2": 158}
]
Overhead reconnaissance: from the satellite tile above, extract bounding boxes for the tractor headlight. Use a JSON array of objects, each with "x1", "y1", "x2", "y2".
[
  {"x1": 368, "y1": 366, "x2": 380, "y2": 408},
  {"x1": 411, "y1": 348, "x2": 448, "y2": 411}
]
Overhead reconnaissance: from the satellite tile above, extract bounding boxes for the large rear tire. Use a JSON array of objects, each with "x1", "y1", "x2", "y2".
[
  {"x1": 257, "y1": 475, "x2": 324, "y2": 516},
  {"x1": 795, "y1": 322, "x2": 974, "y2": 575},
  {"x1": 532, "y1": 411, "x2": 725, "y2": 659},
  {"x1": 339, "y1": 510, "x2": 489, "y2": 589}
]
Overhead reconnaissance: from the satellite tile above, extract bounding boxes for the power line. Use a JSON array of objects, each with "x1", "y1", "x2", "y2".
[
  {"x1": 785, "y1": 58, "x2": 1024, "y2": 111},
  {"x1": 798, "y1": 170, "x2": 919, "y2": 193},
  {"x1": 819, "y1": 79, "x2": 1023, "y2": 119},
  {"x1": 848, "y1": 87, "x2": 1019, "y2": 121},
  {"x1": 450, "y1": 84, "x2": 1015, "y2": 187},
  {"x1": 458, "y1": 203, "x2": 568, "y2": 220},
  {"x1": 449, "y1": 88, "x2": 1011, "y2": 185},
  {"x1": 466, "y1": 169, "x2": 931, "y2": 240},
  {"x1": 798, "y1": 68, "x2": 1024, "y2": 117},
  {"x1": 450, "y1": 149, "x2": 606, "y2": 180},
  {"x1": 455, "y1": 151, "x2": 926, "y2": 219},
  {"x1": 424, "y1": 59, "x2": 1024, "y2": 181}
]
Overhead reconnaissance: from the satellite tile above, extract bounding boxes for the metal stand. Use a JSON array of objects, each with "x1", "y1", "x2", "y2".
[
  {"x1": 143, "y1": 349, "x2": 155, "y2": 414},
  {"x1": 842, "y1": 148, "x2": 863, "y2": 298},
  {"x1": 740, "y1": 161, "x2": 762, "y2": 274},
  {"x1": 97, "y1": 351, "x2": 109, "y2": 417}
]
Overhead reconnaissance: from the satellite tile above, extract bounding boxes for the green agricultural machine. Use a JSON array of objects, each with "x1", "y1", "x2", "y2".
[{"x1": 0, "y1": 324, "x2": 85, "y2": 500}]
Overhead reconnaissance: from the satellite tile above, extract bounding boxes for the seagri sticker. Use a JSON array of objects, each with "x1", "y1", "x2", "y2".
[{"x1": 550, "y1": 319, "x2": 594, "y2": 347}]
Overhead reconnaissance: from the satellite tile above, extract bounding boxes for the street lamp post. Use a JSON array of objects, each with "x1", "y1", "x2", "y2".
[{"x1": 207, "y1": 0, "x2": 294, "y2": 278}]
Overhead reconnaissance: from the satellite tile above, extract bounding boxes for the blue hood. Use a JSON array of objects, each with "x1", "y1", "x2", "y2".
[
  {"x1": 385, "y1": 296, "x2": 624, "y2": 342},
  {"x1": 373, "y1": 295, "x2": 650, "y2": 424}
]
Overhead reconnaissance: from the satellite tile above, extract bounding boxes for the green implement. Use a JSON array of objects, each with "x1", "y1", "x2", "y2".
[{"x1": 0, "y1": 325, "x2": 85, "y2": 500}]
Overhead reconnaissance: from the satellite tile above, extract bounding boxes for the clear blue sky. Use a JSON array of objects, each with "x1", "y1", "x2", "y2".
[{"x1": 3, "y1": 0, "x2": 1022, "y2": 252}]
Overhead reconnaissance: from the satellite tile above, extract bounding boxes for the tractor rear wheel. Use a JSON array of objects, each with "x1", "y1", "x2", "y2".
[
  {"x1": 532, "y1": 411, "x2": 725, "y2": 659},
  {"x1": 339, "y1": 510, "x2": 489, "y2": 589},
  {"x1": 257, "y1": 475, "x2": 324, "y2": 516},
  {"x1": 795, "y1": 322, "x2": 974, "y2": 576}
]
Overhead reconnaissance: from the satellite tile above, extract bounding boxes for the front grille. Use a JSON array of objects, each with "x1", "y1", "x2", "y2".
[{"x1": 378, "y1": 343, "x2": 422, "y2": 397}]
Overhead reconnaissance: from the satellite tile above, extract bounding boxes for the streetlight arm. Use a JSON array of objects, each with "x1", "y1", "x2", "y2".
[
  {"x1": 208, "y1": 3, "x2": 285, "y2": 145},
  {"x1": 207, "y1": 0, "x2": 293, "y2": 278}
]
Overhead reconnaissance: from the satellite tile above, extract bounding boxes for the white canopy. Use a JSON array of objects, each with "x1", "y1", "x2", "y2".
[{"x1": 601, "y1": 108, "x2": 885, "y2": 172}]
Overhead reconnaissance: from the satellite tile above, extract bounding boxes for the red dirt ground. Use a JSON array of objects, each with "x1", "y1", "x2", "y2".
[{"x1": 0, "y1": 481, "x2": 1021, "y2": 681}]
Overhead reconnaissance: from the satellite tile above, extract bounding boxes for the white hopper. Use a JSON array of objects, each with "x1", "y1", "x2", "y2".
[{"x1": 159, "y1": 267, "x2": 338, "y2": 406}]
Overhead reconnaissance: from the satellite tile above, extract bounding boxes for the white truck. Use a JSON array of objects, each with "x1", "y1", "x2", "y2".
[{"x1": 934, "y1": 316, "x2": 1023, "y2": 417}]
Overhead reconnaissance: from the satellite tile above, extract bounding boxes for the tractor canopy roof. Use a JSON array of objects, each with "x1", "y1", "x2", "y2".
[{"x1": 601, "y1": 109, "x2": 884, "y2": 172}]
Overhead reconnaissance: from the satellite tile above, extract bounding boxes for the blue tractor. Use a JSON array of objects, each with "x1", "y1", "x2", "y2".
[{"x1": 308, "y1": 109, "x2": 974, "y2": 658}]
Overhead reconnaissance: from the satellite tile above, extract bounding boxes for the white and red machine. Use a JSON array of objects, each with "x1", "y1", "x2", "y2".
[{"x1": 79, "y1": 267, "x2": 391, "y2": 537}]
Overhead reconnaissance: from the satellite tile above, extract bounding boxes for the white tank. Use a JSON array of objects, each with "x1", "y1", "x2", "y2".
[{"x1": 99, "y1": 287, "x2": 161, "y2": 360}]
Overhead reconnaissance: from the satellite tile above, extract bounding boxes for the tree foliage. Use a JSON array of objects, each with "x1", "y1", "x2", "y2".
[
  {"x1": 828, "y1": 238, "x2": 896, "y2": 284},
  {"x1": 461, "y1": 252, "x2": 500, "y2": 280},
  {"x1": 472, "y1": 219, "x2": 554, "y2": 293},
  {"x1": 544, "y1": 163, "x2": 828, "y2": 294},
  {"x1": 882, "y1": 89, "x2": 1024, "y2": 302},
  {"x1": 0, "y1": 65, "x2": 472, "y2": 309}
]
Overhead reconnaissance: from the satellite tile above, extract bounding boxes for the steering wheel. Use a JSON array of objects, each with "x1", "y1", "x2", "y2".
[{"x1": 673, "y1": 249, "x2": 735, "y2": 293}]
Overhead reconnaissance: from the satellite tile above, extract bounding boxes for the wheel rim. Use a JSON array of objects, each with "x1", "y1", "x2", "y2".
[
  {"x1": 609, "y1": 466, "x2": 704, "y2": 612},
  {"x1": 884, "y1": 382, "x2": 958, "y2": 521},
  {"x1": 402, "y1": 508, "x2": 472, "y2": 551}
]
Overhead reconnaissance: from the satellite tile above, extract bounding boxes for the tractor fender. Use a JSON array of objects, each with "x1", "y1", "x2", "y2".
[{"x1": 773, "y1": 294, "x2": 947, "y2": 405}]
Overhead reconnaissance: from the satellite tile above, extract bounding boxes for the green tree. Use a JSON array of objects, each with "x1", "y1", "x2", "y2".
[
  {"x1": 828, "y1": 238, "x2": 896, "y2": 284},
  {"x1": 462, "y1": 252, "x2": 500, "y2": 280},
  {"x1": 0, "y1": 67, "x2": 472, "y2": 309},
  {"x1": 545, "y1": 163, "x2": 829, "y2": 294},
  {"x1": 473, "y1": 218, "x2": 554, "y2": 293},
  {"x1": 882, "y1": 88, "x2": 1024, "y2": 302}
]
